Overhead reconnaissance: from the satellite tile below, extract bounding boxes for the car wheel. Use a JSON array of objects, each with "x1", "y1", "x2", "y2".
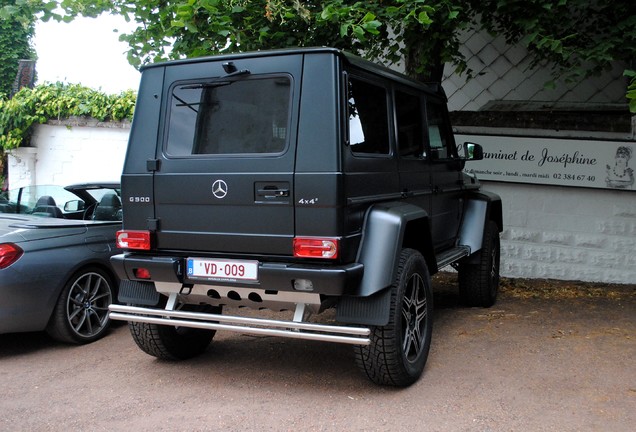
[
  {"x1": 355, "y1": 248, "x2": 433, "y2": 386},
  {"x1": 46, "y1": 267, "x2": 114, "y2": 344},
  {"x1": 129, "y1": 304, "x2": 220, "y2": 360},
  {"x1": 458, "y1": 220, "x2": 501, "y2": 307}
]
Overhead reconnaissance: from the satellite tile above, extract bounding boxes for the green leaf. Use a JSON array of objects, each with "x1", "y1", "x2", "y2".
[
  {"x1": 352, "y1": 25, "x2": 365, "y2": 39},
  {"x1": 417, "y1": 11, "x2": 432, "y2": 25},
  {"x1": 340, "y1": 23, "x2": 349, "y2": 37},
  {"x1": 362, "y1": 21, "x2": 381, "y2": 35},
  {"x1": 321, "y1": 7, "x2": 333, "y2": 20},
  {"x1": 361, "y1": 12, "x2": 376, "y2": 23},
  {"x1": 551, "y1": 40, "x2": 562, "y2": 53}
]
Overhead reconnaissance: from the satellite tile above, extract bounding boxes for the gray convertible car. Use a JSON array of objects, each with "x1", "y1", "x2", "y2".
[{"x1": 0, "y1": 182, "x2": 121, "y2": 344}]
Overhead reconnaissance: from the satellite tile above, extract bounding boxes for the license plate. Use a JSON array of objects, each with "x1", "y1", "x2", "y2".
[{"x1": 186, "y1": 258, "x2": 259, "y2": 282}]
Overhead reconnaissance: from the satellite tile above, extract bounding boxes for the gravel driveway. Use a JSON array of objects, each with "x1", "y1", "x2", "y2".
[{"x1": 1, "y1": 274, "x2": 634, "y2": 431}]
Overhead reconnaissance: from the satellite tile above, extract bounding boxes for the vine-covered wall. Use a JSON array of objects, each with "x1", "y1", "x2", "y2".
[
  {"x1": 0, "y1": 0, "x2": 35, "y2": 96},
  {"x1": 0, "y1": 83, "x2": 136, "y2": 152}
]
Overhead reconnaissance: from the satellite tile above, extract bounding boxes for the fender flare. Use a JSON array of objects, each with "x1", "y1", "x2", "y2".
[
  {"x1": 336, "y1": 202, "x2": 434, "y2": 326},
  {"x1": 355, "y1": 202, "x2": 435, "y2": 297},
  {"x1": 458, "y1": 190, "x2": 503, "y2": 261}
]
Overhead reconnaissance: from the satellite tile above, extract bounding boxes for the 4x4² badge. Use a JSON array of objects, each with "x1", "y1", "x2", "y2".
[{"x1": 212, "y1": 179, "x2": 228, "y2": 199}]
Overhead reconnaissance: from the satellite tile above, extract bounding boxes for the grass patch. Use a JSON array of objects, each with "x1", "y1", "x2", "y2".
[
  {"x1": 433, "y1": 272, "x2": 635, "y2": 301},
  {"x1": 500, "y1": 277, "x2": 635, "y2": 300}
]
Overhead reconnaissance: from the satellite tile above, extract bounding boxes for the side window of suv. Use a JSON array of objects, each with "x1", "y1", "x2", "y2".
[
  {"x1": 395, "y1": 90, "x2": 425, "y2": 159},
  {"x1": 347, "y1": 77, "x2": 390, "y2": 155},
  {"x1": 426, "y1": 101, "x2": 455, "y2": 160},
  {"x1": 165, "y1": 76, "x2": 291, "y2": 156}
]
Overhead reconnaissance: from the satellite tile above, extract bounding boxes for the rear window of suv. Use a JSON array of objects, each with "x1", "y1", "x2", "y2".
[{"x1": 165, "y1": 76, "x2": 291, "y2": 156}]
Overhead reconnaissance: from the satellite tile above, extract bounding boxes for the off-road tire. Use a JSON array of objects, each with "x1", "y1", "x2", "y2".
[
  {"x1": 355, "y1": 248, "x2": 433, "y2": 386},
  {"x1": 458, "y1": 220, "x2": 500, "y2": 307},
  {"x1": 46, "y1": 266, "x2": 115, "y2": 344},
  {"x1": 129, "y1": 305, "x2": 220, "y2": 360}
]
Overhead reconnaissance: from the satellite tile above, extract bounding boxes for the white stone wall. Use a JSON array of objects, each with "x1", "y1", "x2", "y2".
[
  {"x1": 439, "y1": 28, "x2": 635, "y2": 284},
  {"x1": 8, "y1": 122, "x2": 129, "y2": 189},
  {"x1": 483, "y1": 182, "x2": 636, "y2": 284}
]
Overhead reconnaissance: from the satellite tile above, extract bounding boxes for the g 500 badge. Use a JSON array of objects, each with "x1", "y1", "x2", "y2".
[{"x1": 129, "y1": 196, "x2": 151, "y2": 203}]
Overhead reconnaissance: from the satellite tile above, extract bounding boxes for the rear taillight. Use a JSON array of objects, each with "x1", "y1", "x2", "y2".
[
  {"x1": 0, "y1": 243, "x2": 23, "y2": 269},
  {"x1": 116, "y1": 230, "x2": 151, "y2": 250},
  {"x1": 293, "y1": 237, "x2": 339, "y2": 259}
]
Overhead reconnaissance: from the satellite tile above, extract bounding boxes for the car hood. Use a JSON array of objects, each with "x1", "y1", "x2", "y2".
[{"x1": 0, "y1": 215, "x2": 92, "y2": 242}]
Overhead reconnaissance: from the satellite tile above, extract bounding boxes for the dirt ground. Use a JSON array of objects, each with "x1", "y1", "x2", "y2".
[{"x1": 1, "y1": 274, "x2": 634, "y2": 432}]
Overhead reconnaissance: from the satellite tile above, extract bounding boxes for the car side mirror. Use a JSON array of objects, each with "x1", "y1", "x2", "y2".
[
  {"x1": 64, "y1": 200, "x2": 85, "y2": 212},
  {"x1": 462, "y1": 142, "x2": 483, "y2": 161}
]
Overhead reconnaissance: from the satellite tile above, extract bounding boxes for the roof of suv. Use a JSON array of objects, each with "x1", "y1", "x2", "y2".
[{"x1": 140, "y1": 47, "x2": 444, "y2": 99}]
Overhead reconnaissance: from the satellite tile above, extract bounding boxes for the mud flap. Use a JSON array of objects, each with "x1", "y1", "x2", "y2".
[
  {"x1": 118, "y1": 280, "x2": 161, "y2": 306},
  {"x1": 336, "y1": 287, "x2": 392, "y2": 326}
]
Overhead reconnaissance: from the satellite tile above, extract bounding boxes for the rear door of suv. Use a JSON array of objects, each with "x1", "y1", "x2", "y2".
[
  {"x1": 152, "y1": 54, "x2": 302, "y2": 256},
  {"x1": 425, "y1": 99, "x2": 463, "y2": 250}
]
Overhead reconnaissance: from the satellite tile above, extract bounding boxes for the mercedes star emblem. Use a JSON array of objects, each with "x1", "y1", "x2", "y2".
[{"x1": 212, "y1": 179, "x2": 228, "y2": 199}]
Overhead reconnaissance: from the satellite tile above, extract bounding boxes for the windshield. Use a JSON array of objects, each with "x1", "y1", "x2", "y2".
[{"x1": 0, "y1": 185, "x2": 121, "y2": 221}]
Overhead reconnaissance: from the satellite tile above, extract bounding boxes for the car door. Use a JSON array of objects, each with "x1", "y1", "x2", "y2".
[
  {"x1": 395, "y1": 88, "x2": 433, "y2": 219},
  {"x1": 342, "y1": 74, "x2": 400, "y2": 235},
  {"x1": 425, "y1": 100, "x2": 463, "y2": 250},
  {"x1": 152, "y1": 55, "x2": 302, "y2": 256}
]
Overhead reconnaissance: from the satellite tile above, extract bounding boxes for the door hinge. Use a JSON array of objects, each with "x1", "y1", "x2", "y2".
[
  {"x1": 147, "y1": 218, "x2": 160, "y2": 231},
  {"x1": 146, "y1": 159, "x2": 161, "y2": 172}
]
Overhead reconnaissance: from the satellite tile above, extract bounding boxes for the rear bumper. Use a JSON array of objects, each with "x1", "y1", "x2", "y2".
[
  {"x1": 110, "y1": 253, "x2": 363, "y2": 296},
  {"x1": 108, "y1": 303, "x2": 370, "y2": 345}
]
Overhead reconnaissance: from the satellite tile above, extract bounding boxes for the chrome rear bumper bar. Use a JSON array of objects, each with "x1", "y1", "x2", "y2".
[{"x1": 109, "y1": 304, "x2": 371, "y2": 346}]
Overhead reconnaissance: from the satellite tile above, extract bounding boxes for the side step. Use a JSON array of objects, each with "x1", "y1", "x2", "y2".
[
  {"x1": 109, "y1": 304, "x2": 371, "y2": 346},
  {"x1": 436, "y1": 245, "x2": 471, "y2": 269}
]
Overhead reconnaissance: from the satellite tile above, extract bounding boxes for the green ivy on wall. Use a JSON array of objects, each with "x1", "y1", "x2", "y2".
[
  {"x1": 0, "y1": 0, "x2": 35, "y2": 96},
  {"x1": 626, "y1": 70, "x2": 636, "y2": 114},
  {"x1": 0, "y1": 82, "x2": 137, "y2": 151}
]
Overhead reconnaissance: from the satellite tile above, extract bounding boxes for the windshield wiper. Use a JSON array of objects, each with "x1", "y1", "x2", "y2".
[
  {"x1": 180, "y1": 81, "x2": 232, "y2": 90},
  {"x1": 180, "y1": 69, "x2": 251, "y2": 90}
]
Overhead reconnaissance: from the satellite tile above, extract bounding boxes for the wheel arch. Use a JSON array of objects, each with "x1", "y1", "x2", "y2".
[
  {"x1": 355, "y1": 202, "x2": 435, "y2": 297},
  {"x1": 38, "y1": 259, "x2": 115, "y2": 324},
  {"x1": 50, "y1": 260, "x2": 120, "y2": 311},
  {"x1": 458, "y1": 190, "x2": 503, "y2": 255},
  {"x1": 45, "y1": 260, "x2": 119, "y2": 344},
  {"x1": 402, "y1": 217, "x2": 437, "y2": 275},
  {"x1": 337, "y1": 203, "x2": 434, "y2": 326},
  {"x1": 458, "y1": 190, "x2": 502, "y2": 265}
]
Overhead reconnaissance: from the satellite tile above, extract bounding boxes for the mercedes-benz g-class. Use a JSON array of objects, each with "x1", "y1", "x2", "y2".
[{"x1": 109, "y1": 48, "x2": 502, "y2": 386}]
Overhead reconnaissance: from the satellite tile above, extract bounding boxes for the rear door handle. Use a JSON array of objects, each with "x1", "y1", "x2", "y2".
[
  {"x1": 257, "y1": 188, "x2": 289, "y2": 198},
  {"x1": 255, "y1": 182, "x2": 291, "y2": 201}
]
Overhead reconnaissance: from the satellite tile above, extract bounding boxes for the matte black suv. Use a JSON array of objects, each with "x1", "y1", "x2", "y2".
[{"x1": 109, "y1": 48, "x2": 502, "y2": 386}]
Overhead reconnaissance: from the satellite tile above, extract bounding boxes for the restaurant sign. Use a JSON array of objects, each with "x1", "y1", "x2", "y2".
[{"x1": 458, "y1": 134, "x2": 635, "y2": 191}]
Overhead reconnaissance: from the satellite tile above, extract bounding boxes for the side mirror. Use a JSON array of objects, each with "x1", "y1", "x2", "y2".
[
  {"x1": 64, "y1": 200, "x2": 85, "y2": 212},
  {"x1": 463, "y1": 142, "x2": 483, "y2": 161}
]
